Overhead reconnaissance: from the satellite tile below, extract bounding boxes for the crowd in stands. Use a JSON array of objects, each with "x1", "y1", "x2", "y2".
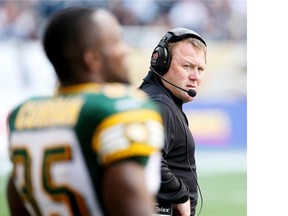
[{"x1": 0, "y1": 0, "x2": 246, "y2": 41}]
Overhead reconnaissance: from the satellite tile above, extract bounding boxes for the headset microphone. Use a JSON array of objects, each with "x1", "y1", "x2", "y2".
[
  {"x1": 150, "y1": 67, "x2": 197, "y2": 97},
  {"x1": 187, "y1": 89, "x2": 197, "y2": 97}
]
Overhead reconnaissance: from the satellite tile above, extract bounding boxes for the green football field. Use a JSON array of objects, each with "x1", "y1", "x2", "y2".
[
  {"x1": 195, "y1": 172, "x2": 246, "y2": 216},
  {"x1": 0, "y1": 150, "x2": 246, "y2": 216},
  {"x1": 0, "y1": 171, "x2": 246, "y2": 216},
  {"x1": 0, "y1": 172, "x2": 10, "y2": 216}
]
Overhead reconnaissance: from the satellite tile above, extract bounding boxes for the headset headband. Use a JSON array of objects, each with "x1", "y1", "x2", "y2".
[{"x1": 158, "y1": 27, "x2": 207, "y2": 47}]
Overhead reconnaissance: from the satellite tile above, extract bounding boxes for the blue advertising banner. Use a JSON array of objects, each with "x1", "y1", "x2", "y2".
[{"x1": 184, "y1": 100, "x2": 247, "y2": 150}]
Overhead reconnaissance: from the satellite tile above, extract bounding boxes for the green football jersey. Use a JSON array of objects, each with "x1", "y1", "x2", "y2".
[{"x1": 8, "y1": 83, "x2": 164, "y2": 216}]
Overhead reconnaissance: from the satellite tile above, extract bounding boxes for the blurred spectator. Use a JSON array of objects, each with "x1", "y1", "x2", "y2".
[
  {"x1": 108, "y1": 1, "x2": 140, "y2": 25},
  {"x1": 228, "y1": 0, "x2": 247, "y2": 40},
  {"x1": 204, "y1": 0, "x2": 233, "y2": 40},
  {"x1": 64, "y1": 0, "x2": 107, "y2": 8},
  {"x1": 121, "y1": 0, "x2": 160, "y2": 25},
  {"x1": 0, "y1": 1, "x2": 37, "y2": 40},
  {"x1": 167, "y1": 0, "x2": 209, "y2": 34}
]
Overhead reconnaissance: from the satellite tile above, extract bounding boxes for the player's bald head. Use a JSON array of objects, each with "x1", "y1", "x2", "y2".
[
  {"x1": 42, "y1": 7, "x2": 116, "y2": 81},
  {"x1": 44, "y1": 7, "x2": 93, "y2": 57}
]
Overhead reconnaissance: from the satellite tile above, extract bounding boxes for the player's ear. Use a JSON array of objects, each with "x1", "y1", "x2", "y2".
[{"x1": 82, "y1": 47, "x2": 102, "y2": 72}]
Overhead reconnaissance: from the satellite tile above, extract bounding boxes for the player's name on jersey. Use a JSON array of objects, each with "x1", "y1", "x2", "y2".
[{"x1": 15, "y1": 96, "x2": 84, "y2": 129}]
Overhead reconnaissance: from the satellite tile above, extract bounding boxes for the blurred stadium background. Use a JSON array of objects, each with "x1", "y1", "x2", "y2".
[{"x1": 0, "y1": 1, "x2": 247, "y2": 215}]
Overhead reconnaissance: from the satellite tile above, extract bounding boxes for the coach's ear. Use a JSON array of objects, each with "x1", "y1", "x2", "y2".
[{"x1": 83, "y1": 47, "x2": 102, "y2": 73}]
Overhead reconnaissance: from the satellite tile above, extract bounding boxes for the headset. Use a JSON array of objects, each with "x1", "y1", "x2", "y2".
[{"x1": 150, "y1": 27, "x2": 207, "y2": 76}]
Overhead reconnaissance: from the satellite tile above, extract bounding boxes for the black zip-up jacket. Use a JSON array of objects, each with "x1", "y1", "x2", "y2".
[{"x1": 139, "y1": 71, "x2": 198, "y2": 215}]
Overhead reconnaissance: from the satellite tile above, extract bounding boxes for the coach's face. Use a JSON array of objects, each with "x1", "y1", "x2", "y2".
[
  {"x1": 94, "y1": 10, "x2": 131, "y2": 84},
  {"x1": 163, "y1": 41, "x2": 206, "y2": 103}
]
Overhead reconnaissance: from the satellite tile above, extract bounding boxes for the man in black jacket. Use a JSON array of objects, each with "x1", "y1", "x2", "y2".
[{"x1": 139, "y1": 28, "x2": 207, "y2": 216}]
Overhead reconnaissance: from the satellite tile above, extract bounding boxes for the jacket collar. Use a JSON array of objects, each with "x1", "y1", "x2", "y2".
[
  {"x1": 56, "y1": 83, "x2": 101, "y2": 95},
  {"x1": 142, "y1": 70, "x2": 184, "y2": 108}
]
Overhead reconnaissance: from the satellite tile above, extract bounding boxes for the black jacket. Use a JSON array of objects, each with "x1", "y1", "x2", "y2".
[{"x1": 139, "y1": 71, "x2": 198, "y2": 214}]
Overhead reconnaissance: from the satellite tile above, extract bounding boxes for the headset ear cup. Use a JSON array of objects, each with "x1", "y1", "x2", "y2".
[{"x1": 150, "y1": 46, "x2": 170, "y2": 75}]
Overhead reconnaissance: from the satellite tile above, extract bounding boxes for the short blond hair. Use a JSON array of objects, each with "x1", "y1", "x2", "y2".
[{"x1": 167, "y1": 37, "x2": 207, "y2": 63}]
